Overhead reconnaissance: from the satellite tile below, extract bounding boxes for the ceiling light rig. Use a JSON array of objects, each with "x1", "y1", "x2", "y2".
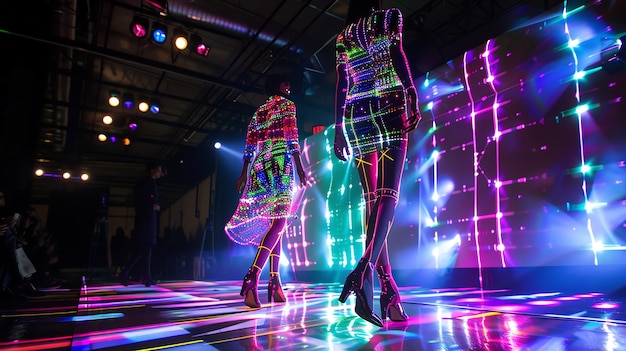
[
  {"x1": 34, "y1": 168, "x2": 90, "y2": 182},
  {"x1": 97, "y1": 131, "x2": 134, "y2": 148},
  {"x1": 109, "y1": 92, "x2": 161, "y2": 114},
  {"x1": 101, "y1": 93, "x2": 161, "y2": 146},
  {"x1": 127, "y1": 17, "x2": 211, "y2": 59}
]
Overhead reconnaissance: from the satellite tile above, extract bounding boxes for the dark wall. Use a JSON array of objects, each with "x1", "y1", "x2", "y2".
[
  {"x1": 0, "y1": 3, "x2": 55, "y2": 211},
  {"x1": 46, "y1": 189, "x2": 107, "y2": 269}
]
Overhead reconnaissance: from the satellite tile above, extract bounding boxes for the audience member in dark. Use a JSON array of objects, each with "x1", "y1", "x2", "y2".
[
  {"x1": 28, "y1": 227, "x2": 62, "y2": 288},
  {"x1": 0, "y1": 190, "x2": 44, "y2": 300},
  {"x1": 119, "y1": 162, "x2": 163, "y2": 287}
]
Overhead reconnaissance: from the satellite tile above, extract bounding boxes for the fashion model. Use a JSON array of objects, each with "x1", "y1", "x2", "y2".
[
  {"x1": 334, "y1": 0, "x2": 421, "y2": 326},
  {"x1": 225, "y1": 74, "x2": 307, "y2": 308}
]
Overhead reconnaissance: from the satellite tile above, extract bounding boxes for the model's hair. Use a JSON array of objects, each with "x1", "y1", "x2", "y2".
[
  {"x1": 264, "y1": 74, "x2": 289, "y2": 96},
  {"x1": 345, "y1": 0, "x2": 382, "y2": 25}
]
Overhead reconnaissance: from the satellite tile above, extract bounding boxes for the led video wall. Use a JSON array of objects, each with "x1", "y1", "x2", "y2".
[{"x1": 284, "y1": 0, "x2": 626, "y2": 270}]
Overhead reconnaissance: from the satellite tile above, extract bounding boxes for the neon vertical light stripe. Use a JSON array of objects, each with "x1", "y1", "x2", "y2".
[
  {"x1": 463, "y1": 50, "x2": 484, "y2": 284},
  {"x1": 483, "y1": 39, "x2": 506, "y2": 267},
  {"x1": 562, "y1": 1, "x2": 597, "y2": 265},
  {"x1": 431, "y1": 104, "x2": 440, "y2": 268}
]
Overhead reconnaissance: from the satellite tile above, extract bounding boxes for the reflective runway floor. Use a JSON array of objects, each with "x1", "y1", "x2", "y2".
[{"x1": 2, "y1": 277, "x2": 626, "y2": 350}]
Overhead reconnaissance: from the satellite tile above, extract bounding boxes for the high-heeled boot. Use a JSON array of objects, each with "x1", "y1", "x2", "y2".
[
  {"x1": 376, "y1": 265, "x2": 408, "y2": 321},
  {"x1": 338, "y1": 259, "x2": 383, "y2": 327},
  {"x1": 267, "y1": 273, "x2": 286, "y2": 303},
  {"x1": 240, "y1": 268, "x2": 261, "y2": 308}
]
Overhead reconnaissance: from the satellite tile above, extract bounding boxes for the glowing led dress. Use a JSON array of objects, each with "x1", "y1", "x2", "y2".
[
  {"x1": 225, "y1": 95, "x2": 301, "y2": 246},
  {"x1": 336, "y1": 8, "x2": 411, "y2": 157}
]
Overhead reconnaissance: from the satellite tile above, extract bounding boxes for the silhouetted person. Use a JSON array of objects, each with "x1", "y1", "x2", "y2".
[
  {"x1": 0, "y1": 190, "x2": 43, "y2": 299},
  {"x1": 119, "y1": 163, "x2": 162, "y2": 287}
]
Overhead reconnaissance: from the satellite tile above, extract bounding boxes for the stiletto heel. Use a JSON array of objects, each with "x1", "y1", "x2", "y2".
[
  {"x1": 377, "y1": 265, "x2": 408, "y2": 322},
  {"x1": 267, "y1": 274, "x2": 286, "y2": 303},
  {"x1": 338, "y1": 259, "x2": 383, "y2": 327},
  {"x1": 240, "y1": 269, "x2": 261, "y2": 308}
]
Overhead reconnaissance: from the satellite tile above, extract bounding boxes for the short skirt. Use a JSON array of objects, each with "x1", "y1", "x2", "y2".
[{"x1": 344, "y1": 89, "x2": 409, "y2": 157}]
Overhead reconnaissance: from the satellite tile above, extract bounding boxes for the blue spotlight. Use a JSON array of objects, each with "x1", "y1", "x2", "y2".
[
  {"x1": 151, "y1": 22, "x2": 167, "y2": 44},
  {"x1": 214, "y1": 141, "x2": 222, "y2": 149},
  {"x1": 149, "y1": 99, "x2": 160, "y2": 114}
]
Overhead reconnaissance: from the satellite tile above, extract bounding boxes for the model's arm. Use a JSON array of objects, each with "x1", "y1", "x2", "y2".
[
  {"x1": 236, "y1": 159, "x2": 251, "y2": 193},
  {"x1": 283, "y1": 100, "x2": 307, "y2": 187},
  {"x1": 292, "y1": 152, "x2": 307, "y2": 187},
  {"x1": 387, "y1": 8, "x2": 421, "y2": 131},
  {"x1": 334, "y1": 34, "x2": 351, "y2": 161},
  {"x1": 236, "y1": 112, "x2": 258, "y2": 193}
]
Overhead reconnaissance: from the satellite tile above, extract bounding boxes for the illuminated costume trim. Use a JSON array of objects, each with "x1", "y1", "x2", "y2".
[{"x1": 225, "y1": 95, "x2": 301, "y2": 246}]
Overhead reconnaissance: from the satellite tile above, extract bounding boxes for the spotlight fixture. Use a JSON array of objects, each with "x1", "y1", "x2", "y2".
[
  {"x1": 130, "y1": 15, "x2": 150, "y2": 38},
  {"x1": 190, "y1": 34, "x2": 210, "y2": 56},
  {"x1": 98, "y1": 133, "x2": 107, "y2": 142},
  {"x1": 214, "y1": 141, "x2": 222, "y2": 149},
  {"x1": 138, "y1": 99, "x2": 150, "y2": 113},
  {"x1": 35, "y1": 169, "x2": 44, "y2": 176},
  {"x1": 149, "y1": 98, "x2": 161, "y2": 114},
  {"x1": 108, "y1": 91, "x2": 120, "y2": 107},
  {"x1": 123, "y1": 93, "x2": 134, "y2": 109},
  {"x1": 62, "y1": 171, "x2": 71, "y2": 180},
  {"x1": 80, "y1": 173, "x2": 89, "y2": 181},
  {"x1": 128, "y1": 122, "x2": 138, "y2": 131},
  {"x1": 102, "y1": 115, "x2": 113, "y2": 125},
  {"x1": 173, "y1": 28, "x2": 188, "y2": 51},
  {"x1": 151, "y1": 22, "x2": 168, "y2": 44}
]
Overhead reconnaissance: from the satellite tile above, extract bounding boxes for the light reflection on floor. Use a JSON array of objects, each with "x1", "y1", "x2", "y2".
[{"x1": 2, "y1": 280, "x2": 626, "y2": 350}]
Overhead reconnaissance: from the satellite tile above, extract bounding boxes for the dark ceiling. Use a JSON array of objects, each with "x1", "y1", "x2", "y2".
[{"x1": 0, "y1": 0, "x2": 564, "y2": 210}]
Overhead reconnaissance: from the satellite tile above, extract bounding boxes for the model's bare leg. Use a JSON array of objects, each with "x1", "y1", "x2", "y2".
[
  {"x1": 241, "y1": 218, "x2": 286, "y2": 308},
  {"x1": 268, "y1": 238, "x2": 286, "y2": 302}
]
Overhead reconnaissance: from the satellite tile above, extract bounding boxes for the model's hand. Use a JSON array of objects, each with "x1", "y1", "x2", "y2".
[
  {"x1": 236, "y1": 174, "x2": 248, "y2": 193},
  {"x1": 334, "y1": 128, "x2": 350, "y2": 161},
  {"x1": 297, "y1": 169, "x2": 307, "y2": 187},
  {"x1": 404, "y1": 87, "x2": 421, "y2": 133}
]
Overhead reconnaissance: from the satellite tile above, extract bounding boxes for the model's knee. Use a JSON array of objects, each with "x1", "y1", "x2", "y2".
[{"x1": 376, "y1": 188, "x2": 399, "y2": 207}]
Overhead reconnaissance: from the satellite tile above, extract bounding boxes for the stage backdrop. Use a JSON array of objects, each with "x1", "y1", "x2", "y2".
[{"x1": 283, "y1": 0, "x2": 626, "y2": 272}]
